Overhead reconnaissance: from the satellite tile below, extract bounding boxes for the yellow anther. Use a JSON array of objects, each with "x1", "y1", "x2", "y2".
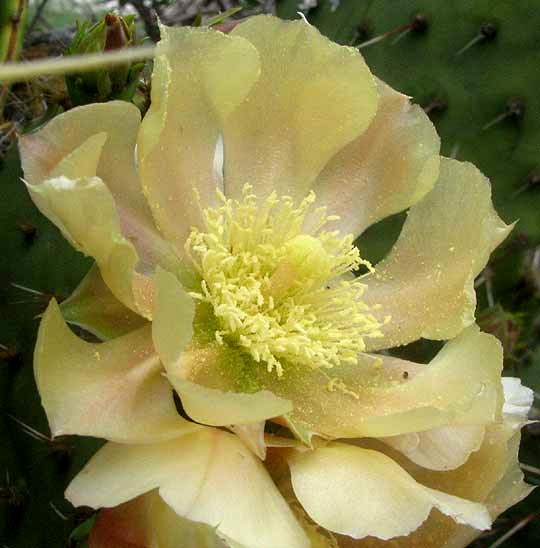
[{"x1": 185, "y1": 186, "x2": 382, "y2": 376}]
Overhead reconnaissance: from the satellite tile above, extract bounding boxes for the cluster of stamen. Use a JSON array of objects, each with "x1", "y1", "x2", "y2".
[{"x1": 186, "y1": 185, "x2": 382, "y2": 376}]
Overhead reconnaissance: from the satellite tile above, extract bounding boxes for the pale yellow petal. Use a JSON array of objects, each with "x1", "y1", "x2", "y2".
[
  {"x1": 168, "y1": 375, "x2": 292, "y2": 427},
  {"x1": 313, "y1": 79, "x2": 440, "y2": 237},
  {"x1": 26, "y1": 175, "x2": 145, "y2": 315},
  {"x1": 20, "y1": 101, "x2": 140, "y2": 191},
  {"x1": 137, "y1": 24, "x2": 260, "y2": 252},
  {"x1": 225, "y1": 15, "x2": 378, "y2": 200},
  {"x1": 256, "y1": 326, "x2": 503, "y2": 438},
  {"x1": 67, "y1": 429, "x2": 309, "y2": 548},
  {"x1": 19, "y1": 101, "x2": 173, "y2": 271},
  {"x1": 61, "y1": 264, "x2": 147, "y2": 341},
  {"x1": 482, "y1": 427, "x2": 535, "y2": 520},
  {"x1": 383, "y1": 425, "x2": 485, "y2": 471},
  {"x1": 152, "y1": 268, "x2": 292, "y2": 427},
  {"x1": 50, "y1": 131, "x2": 107, "y2": 179},
  {"x1": 228, "y1": 422, "x2": 266, "y2": 460},
  {"x1": 364, "y1": 158, "x2": 512, "y2": 351},
  {"x1": 288, "y1": 443, "x2": 490, "y2": 540},
  {"x1": 35, "y1": 299, "x2": 197, "y2": 443},
  {"x1": 342, "y1": 419, "x2": 532, "y2": 547},
  {"x1": 403, "y1": 417, "x2": 533, "y2": 514},
  {"x1": 151, "y1": 267, "x2": 195, "y2": 366}
]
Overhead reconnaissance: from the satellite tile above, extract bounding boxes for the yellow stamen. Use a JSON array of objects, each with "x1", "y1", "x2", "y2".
[{"x1": 186, "y1": 185, "x2": 382, "y2": 376}]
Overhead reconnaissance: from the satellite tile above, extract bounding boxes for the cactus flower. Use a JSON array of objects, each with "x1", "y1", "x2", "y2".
[{"x1": 19, "y1": 15, "x2": 533, "y2": 548}]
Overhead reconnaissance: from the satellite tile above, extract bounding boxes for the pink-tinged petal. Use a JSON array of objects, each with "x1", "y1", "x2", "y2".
[
  {"x1": 67, "y1": 429, "x2": 310, "y2": 548},
  {"x1": 137, "y1": 24, "x2": 260, "y2": 253},
  {"x1": 312, "y1": 79, "x2": 440, "y2": 238},
  {"x1": 19, "y1": 101, "x2": 173, "y2": 271},
  {"x1": 89, "y1": 496, "x2": 150, "y2": 548},
  {"x1": 89, "y1": 492, "x2": 224, "y2": 548},
  {"x1": 256, "y1": 326, "x2": 503, "y2": 439},
  {"x1": 383, "y1": 425, "x2": 485, "y2": 471},
  {"x1": 152, "y1": 268, "x2": 292, "y2": 427},
  {"x1": 35, "y1": 299, "x2": 197, "y2": 443},
  {"x1": 364, "y1": 158, "x2": 512, "y2": 351},
  {"x1": 61, "y1": 264, "x2": 147, "y2": 341},
  {"x1": 225, "y1": 15, "x2": 378, "y2": 201},
  {"x1": 288, "y1": 443, "x2": 491, "y2": 541},
  {"x1": 26, "y1": 174, "x2": 148, "y2": 316}
]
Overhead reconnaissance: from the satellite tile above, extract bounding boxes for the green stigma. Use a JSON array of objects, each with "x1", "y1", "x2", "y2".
[{"x1": 186, "y1": 185, "x2": 382, "y2": 377}]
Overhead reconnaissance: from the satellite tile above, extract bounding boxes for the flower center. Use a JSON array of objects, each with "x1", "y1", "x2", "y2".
[{"x1": 186, "y1": 185, "x2": 382, "y2": 376}]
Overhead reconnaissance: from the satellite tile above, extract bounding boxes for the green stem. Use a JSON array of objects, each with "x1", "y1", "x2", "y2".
[
  {"x1": 0, "y1": 44, "x2": 156, "y2": 84},
  {"x1": 0, "y1": 0, "x2": 28, "y2": 118}
]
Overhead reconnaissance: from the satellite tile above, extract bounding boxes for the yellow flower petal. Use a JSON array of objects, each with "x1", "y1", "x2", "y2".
[
  {"x1": 481, "y1": 426, "x2": 535, "y2": 520},
  {"x1": 20, "y1": 101, "x2": 140, "y2": 190},
  {"x1": 66, "y1": 429, "x2": 309, "y2": 548},
  {"x1": 383, "y1": 425, "x2": 485, "y2": 471},
  {"x1": 313, "y1": 79, "x2": 440, "y2": 237},
  {"x1": 168, "y1": 375, "x2": 292, "y2": 427},
  {"x1": 61, "y1": 264, "x2": 147, "y2": 341},
  {"x1": 225, "y1": 15, "x2": 378, "y2": 200},
  {"x1": 152, "y1": 268, "x2": 293, "y2": 426},
  {"x1": 288, "y1": 443, "x2": 491, "y2": 540},
  {"x1": 410, "y1": 420, "x2": 532, "y2": 508},
  {"x1": 364, "y1": 157, "x2": 512, "y2": 351},
  {"x1": 382, "y1": 376, "x2": 532, "y2": 472},
  {"x1": 26, "y1": 175, "x2": 145, "y2": 315},
  {"x1": 343, "y1": 420, "x2": 532, "y2": 547},
  {"x1": 256, "y1": 325, "x2": 503, "y2": 438},
  {"x1": 137, "y1": 24, "x2": 260, "y2": 252},
  {"x1": 151, "y1": 267, "x2": 195, "y2": 366},
  {"x1": 228, "y1": 422, "x2": 266, "y2": 460},
  {"x1": 35, "y1": 299, "x2": 196, "y2": 443},
  {"x1": 19, "y1": 101, "x2": 172, "y2": 271},
  {"x1": 50, "y1": 131, "x2": 107, "y2": 179}
]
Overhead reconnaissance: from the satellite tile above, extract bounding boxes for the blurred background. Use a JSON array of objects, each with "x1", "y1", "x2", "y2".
[{"x1": 1, "y1": 1, "x2": 539, "y2": 546}]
